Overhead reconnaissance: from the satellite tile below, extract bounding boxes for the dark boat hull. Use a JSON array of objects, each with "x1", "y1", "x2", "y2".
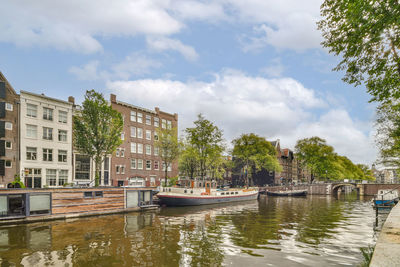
[
  {"x1": 158, "y1": 192, "x2": 259, "y2": 206},
  {"x1": 266, "y1": 190, "x2": 307, "y2": 197}
]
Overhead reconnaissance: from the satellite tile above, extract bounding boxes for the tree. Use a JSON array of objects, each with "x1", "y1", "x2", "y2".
[
  {"x1": 232, "y1": 133, "x2": 281, "y2": 187},
  {"x1": 295, "y1": 137, "x2": 335, "y2": 182},
  {"x1": 376, "y1": 102, "x2": 400, "y2": 166},
  {"x1": 179, "y1": 141, "x2": 199, "y2": 180},
  {"x1": 73, "y1": 90, "x2": 123, "y2": 186},
  {"x1": 154, "y1": 127, "x2": 179, "y2": 187},
  {"x1": 357, "y1": 164, "x2": 376, "y2": 181},
  {"x1": 185, "y1": 114, "x2": 224, "y2": 181},
  {"x1": 318, "y1": 0, "x2": 400, "y2": 103}
]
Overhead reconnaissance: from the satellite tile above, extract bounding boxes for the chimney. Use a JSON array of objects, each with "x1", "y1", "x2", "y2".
[
  {"x1": 155, "y1": 107, "x2": 160, "y2": 114},
  {"x1": 174, "y1": 113, "x2": 178, "y2": 121},
  {"x1": 68, "y1": 96, "x2": 75, "y2": 105},
  {"x1": 110, "y1": 94, "x2": 116, "y2": 103}
]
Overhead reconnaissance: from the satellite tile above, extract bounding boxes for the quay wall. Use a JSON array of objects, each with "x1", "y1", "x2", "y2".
[
  {"x1": 370, "y1": 203, "x2": 400, "y2": 267},
  {"x1": 262, "y1": 184, "x2": 329, "y2": 195},
  {"x1": 358, "y1": 184, "x2": 400, "y2": 196}
]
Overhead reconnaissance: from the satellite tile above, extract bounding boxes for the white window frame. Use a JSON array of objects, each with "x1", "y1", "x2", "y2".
[
  {"x1": 146, "y1": 145, "x2": 151, "y2": 155},
  {"x1": 131, "y1": 143, "x2": 136, "y2": 153},
  {"x1": 116, "y1": 148, "x2": 120, "y2": 157},
  {"x1": 137, "y1": 113, "x2": 143, "y2": 123},
  {"x1": 58, "y1": 130, "x2": 67, "y2": 142},
  {"x1": 167, "y1": 120, "x2": 172, "y2": 129},
  {"x1": 121, "y1": 132, "x2": 125, "y2": 140},
  {"x1": 58, "y1": 110, "x2": 68, "y2": 123},
  {"x1": 137, "y1": 143, "x2": 143, "y2": 154},
  {"x1": 26, "y1": 147, "x2": 37, "y2": 160},
  {"x1": 130, "y1": 126, "x2": 136, "y2": 138},
  {"x1": 154, "y1": 161, "x2": 159, "y2": 170},
  {"x1": 43, "y1": 127, "x2": 53, "y2": 140},
  {"x1": 162, "y1": 119, "x2": 166, "y2": 129},
  {"x1": 5, "y1": 103, "x2": 13, "y2": 111},
  {"x1": 154, "y1": 147, "x2": 159, "y2": 156},
  {"x1": 5, "y1": 122, "x2": 12, "y2": 130},
  {"x1": 43, "y1": 148, "x2": 53, "y2": 162},
  {"x1": 58, "y1": 150, "x2": 67, "y2": 163},
  {"x1": 58, "y1": 170, "x2": 68, "y2": 186},
  {"x1": 146, "y1": 160, "x2": 151, "y2": 170},
  {"x1": 5, "y1": 160, "x2": 12, "y2": 168},
  {"x1": 137, "y1": 159, "x2": 143, "y2": 170},
  {"x1": 121, "y1": 149, "x2": 125, "y2": 157},
  {"x1": 43, "y1": 107, "x2": 53, "y2": 121},
  {"x1": 27, "y1": 104, "x2": 37, "y2": 118},
  {"x1": 5, "y1": 141, "x2": 11, "y2": 149},
  {"x1": 131, "y1": 159, "x2": 136, "y2": 169},
  {"x1": 154, "y1": 117, "x2": 159, "y2": 127},
  {"x1": 26, "y1": 124, "x2": 37, "y2": 138},
  {"x1": 130, "y1": 111, "x2": 136, "y2": 122},
  {"x1": 146, "y1": 115, "x2": 151, "y2": 125},
  {"x1": 137, "y1": 128, "x2": 143, "y2": 138},
  {"x1": 146, "y1": 130, "x2": 151, "y2": 140}
]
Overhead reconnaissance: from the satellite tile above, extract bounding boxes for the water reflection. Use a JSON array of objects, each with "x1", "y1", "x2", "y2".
[{"x1": 0, "y1": 195, "x2": 386, "y2": 267}]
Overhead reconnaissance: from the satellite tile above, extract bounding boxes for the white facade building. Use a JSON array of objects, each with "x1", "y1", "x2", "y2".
[{"x1": 19, "y1": 91, "x2": 73, "y2": 188}]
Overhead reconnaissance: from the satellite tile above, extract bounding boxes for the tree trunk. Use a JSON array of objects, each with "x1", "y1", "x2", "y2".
[
  {"x1": 164, "y1": 162, "x2": 168, "y2": 187},
  {"x1": 95, "y1": 159, "x2": 101, "y2": 187}
]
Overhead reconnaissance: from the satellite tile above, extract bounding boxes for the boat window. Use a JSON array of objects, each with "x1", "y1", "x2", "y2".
[
  {"x1": 231, "y1": 192, "x2": 234, "y2": 195},
  {"x1": 84, "y1": 192, "x2": 93, "y2": 198},
  {"x1": 95, "y1": 191, "x2": 103, "y2": 198},
  {"x1": 190, "y1": 190, "x2": 193, "y2": 194},
  {"x1": 221, "y1": 192, "x2": 225, "y2": 195},
  {"x1": 30, "y1": 194, "x2": 51, "y2": 215},
  {"x1": 184, "y1": 190, "x2": 187, "y2": 193},
  {"x1": 235, "y1": 192, "x2": 238, "y2": 194}
]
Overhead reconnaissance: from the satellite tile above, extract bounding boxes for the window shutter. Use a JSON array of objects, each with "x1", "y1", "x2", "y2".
[
  {"x1": 0, "y1": 140, "x2": 4, "y2": 156},
  {"x1": 0, "y1": 82, "x2": 5, "y2": 99},
  {"x1": 0, "y1": 160, "x2": 4, "y2": 176},
  {"x1": 0, "y1": 102, "x2": 5, "y2": 118},
  {"x1": 0, "y1": 121, "x2": 4, "y2": 138}
]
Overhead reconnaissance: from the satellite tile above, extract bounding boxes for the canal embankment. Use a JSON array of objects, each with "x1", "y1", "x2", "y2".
[{"x1": 370, "y1": 203, "x2": 400, "y2": 267}]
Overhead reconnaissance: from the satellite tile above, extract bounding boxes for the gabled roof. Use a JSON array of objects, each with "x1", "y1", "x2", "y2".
[{"x1": 0, "y1": 71, "x2": 18, "y2": 96}]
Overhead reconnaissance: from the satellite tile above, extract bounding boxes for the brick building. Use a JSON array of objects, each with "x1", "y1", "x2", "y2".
[
  {"x1": 0, "y1": 72, "x2": 20, "y2": 187},
  {"x1": 110, "y1": 94, "x2": 178, "y2": 187}
]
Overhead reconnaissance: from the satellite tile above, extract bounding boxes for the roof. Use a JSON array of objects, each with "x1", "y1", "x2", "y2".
[
  {"x1": 20, "y1": 90, "x2": 72, "y2": 106},
  {"x1": 115, "y1": 100, "x2": 157, "y2": 115},
  {"x1": 0, "y1": 71, "x2": 18, "y2": 96}
]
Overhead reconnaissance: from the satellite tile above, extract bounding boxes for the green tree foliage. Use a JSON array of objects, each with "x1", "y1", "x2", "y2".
[
  {"x1": 154, "y1": 127, "x2": 180, "y2": 187},
  {"x1": 179, "y1": 141, "x2": 199, "y2": 180},
  {"x1": 357, "y1": 164, "x2": 376, "y2": 181},
  {"x1": 318, "y1": 0, "x2": 400, "y2": 103},
  {"x1": 232, "y1": 133, "x2": 281, "y2": 186},
  {"x1": 376, "y1": 102, "x2": 400, "y2": 166},
  {"x1": 73, "y1": 90, "x2": 123, "y2": 186},
  {"x1": 185, "y1": 114, "x2": 224, "y2": 181},
  {"x1": 295, "y1": 137, "x2": 336, "y2": 182}
]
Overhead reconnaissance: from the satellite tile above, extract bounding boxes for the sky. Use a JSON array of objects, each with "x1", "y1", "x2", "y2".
[{"x1": 0, "y1": 0, "x2": 377, "y2": 165}]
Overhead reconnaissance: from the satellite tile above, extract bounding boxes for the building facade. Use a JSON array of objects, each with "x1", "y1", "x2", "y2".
[
  {"x1": 0, "y1": 72, "x2": 20, "y2": 187},
  {"x1": 19, "y1": 91, "x2": 73, "y2": 188},
  {"x1": 110, "y1": 94, "x2": 178, "y2": 187}
]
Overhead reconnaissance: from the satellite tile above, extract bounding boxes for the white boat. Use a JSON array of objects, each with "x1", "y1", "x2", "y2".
[
  {"x1": 374, "y1": 189, "x2": 399, "y2": 207},
  {"x1": 157, "y1": 185, "x2": 259, "y2": 206}
]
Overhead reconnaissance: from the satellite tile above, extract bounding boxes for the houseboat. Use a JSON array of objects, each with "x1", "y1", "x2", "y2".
[
  {"x1": 266, "y1": 189, "x2": 308, "y2": 197},
  {"x1": 373, "y1": 189, "x2": 399, "y2": 208},
  {"x1": 157, "y1": 182, "x2": 259, "y2": 206},
  {"x1": 0, "y1": 187, "x2": 156, "y2": 225}
]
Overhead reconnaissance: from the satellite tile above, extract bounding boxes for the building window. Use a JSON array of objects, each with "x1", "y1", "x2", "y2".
[
  {"x1": 120, "y1": 148, "x2": 125, "y2": 157},
  {"x1": 58, "y1": 150, "x2": 67, "y2": 162},
  {"x1": 58, "y1": 110, "x2": 68, "y2": 123},
  {"x1": 5, "y1": 122, "x2": 12, "y2": 130},
  {"x1": 116, "y1": 148, "x2": 120, "y2": 157},
  {"x1": 131, "y1": 159, "x2": 136, "y2": 169},
  {"x1": 120, "y1": 165, "x2": 125, "y2": 174},
  {"x1": 131, "y1": 126, "x2": 136, "y2": 138},
  {"x1": 43, "y1": 107, "x2": 53, "y2": 121},
  {"x1": 137, "y1": 159, "x2": 143, "y2": 170},
  {"x1": 43, "y1": 127, "x2": 53, "y2": 140},
  {"x1": 5, "y1": 160, "x2": 12, "y2": 168},
  {"x1": 59, "y1": 170, "x2": 68, "y2": 186},
  {"x1": 27, "y1": 104, "x2": 37, "y2": 118},
  {"x1": 163, "y1": 162, "x2": 171, "y2": 172},
  {"x1": 120, "y1": 132, "x2": 124, "y2": 140},
  {"x1": 137, "y1": 128, "x2": 143, "y2": 138},
  {"x1": 26, "y1": 147, "x2": 37, "y2": 160},
  {"x1": 154, "y1": 117, "x2": 159, "y2": 127},
  {"x1": 131, "y1": 143, "x2": 136, "y2": 153},
  {"x1": 154, "y1": 132, "x2": 159, "y2": 141},
  {"x1": 146, "y1": 145, "x2": 151, "y2": 155},
  {"x1": 161, "y1": 119, "x2": 166, "y2": 129},
  {"x1": 154, "y1": 161, "x2": 159, "y2": 170},
  {"x1": 5, "y1": 103, "x2": 13, "y2": 111},
  {"x1": 146, "y1": 130, "x2": 151, "y2": 140},
  {"x1": 43, "y1": 148, "x2": 53, "y2": 162},
  {"x1": 5, "y1": 141, "x2": 11, "y2": 149},
  {"x1": 137, "y1": 112, "x2": 143, "y2": 123},
  {"x1": 26, "y1": 124, "x2": 37, "y2": 138},
  {"x1": 130, "y1": 111, "x2": 136, "y2": 122},
  {"x1": 137, "y1": 143, "x2": 143, "y2": 154},
  {"x1": 167, "y1": 120, "x2": 172, "y2": 129},
  {"x1": 46, "y1": 169, "x2": 57, "y2": 186},
  {"x1": 75, "y1": 155, "x2": 90, "y2": 180},
  {"x1": 146, "y1": 160, "x2": 151, "y2": 170},
  {"x1": 154, "y1": 147, "x2": 159, "y2": 156},
  {"x1": 146, "y1": 115, "x2": 151, "y2": 125},
  {"x1": 58, "y1": 130, "x2": 67, "y2": 142},
  {"x1": 116, "y1": 165, "x2": 120, "y2": 174}
]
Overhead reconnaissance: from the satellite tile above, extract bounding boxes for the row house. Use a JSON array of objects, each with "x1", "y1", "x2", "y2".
[
  {"x1": 110, "y1": 94, "x2": 178, "y2": 187},
  {"x1": 19, "y1": 91, "x2": 73, "y2": 188},
  {"x1": 0, "y1": 73, "x2": 19, "y2": 187}
]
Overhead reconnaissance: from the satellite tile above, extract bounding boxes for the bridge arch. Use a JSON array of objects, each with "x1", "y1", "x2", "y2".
[{"x1": 331, "y1": 183, "x2": 358, "y2": 195}]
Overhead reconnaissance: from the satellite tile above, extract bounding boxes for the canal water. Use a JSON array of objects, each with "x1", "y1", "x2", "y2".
[{"x1": 0, "y1": 194, "x2": 387, "y2": 266}]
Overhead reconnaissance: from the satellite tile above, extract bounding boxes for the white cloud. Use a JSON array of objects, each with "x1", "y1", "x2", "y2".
[
  {"x1": 69, "y1": 53, "x2": 162, "y2": 81},
  {"x1": 146, "y1": 36, "x2": 199, "y2": 61},
  {"x1": 105, "y1": 70, "x2": 376, "y2": 164},
  {"x1": 0, "y1": 0, "x2": 182, "y2": 53}
]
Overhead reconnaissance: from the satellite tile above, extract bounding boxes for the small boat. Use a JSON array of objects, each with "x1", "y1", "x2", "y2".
[
  {"x1": 266, "y1": 189, "x2": 307, "y2": 197},
  {"x1": 373, "y1": 189, "x2": 399, "y2": 208},
  {"x1": 157, "y1": 183, "x2": 259, "y2": 206}
]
